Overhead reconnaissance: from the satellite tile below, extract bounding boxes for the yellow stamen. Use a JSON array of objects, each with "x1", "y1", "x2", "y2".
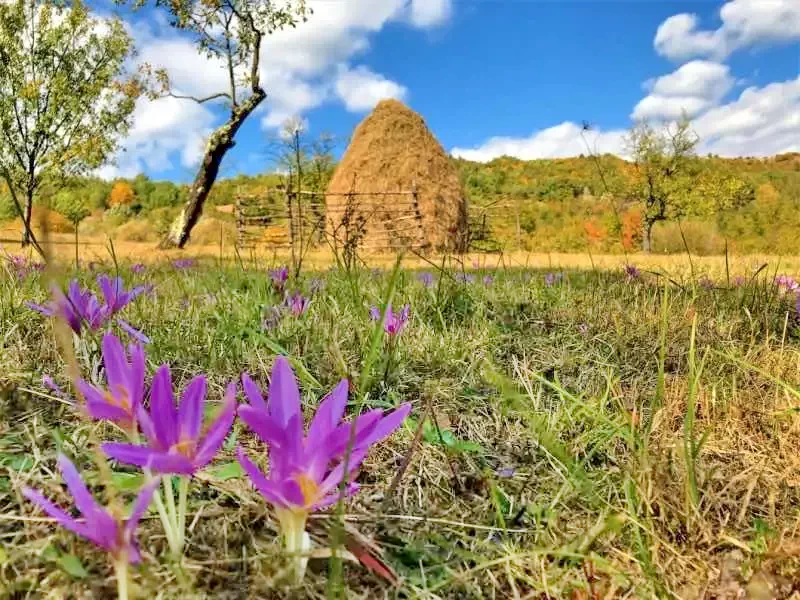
[
  {"x1": 172, "y1": 436, "x2": 196, "y2": 457},
  {"x1": 293, "y1": 472, "x2": 321, "y2": 506}
]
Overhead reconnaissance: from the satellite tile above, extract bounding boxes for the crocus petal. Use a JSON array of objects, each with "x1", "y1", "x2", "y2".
[
  {"x1": 26, "y1": 301, "x2": 55, "y2": 317},
  {"x1": 124, "y1": 478, "x2": 159, "y2": 537},
  {"x1": 102, "y1": 443, "x2": 196, "y2": 475},
  {"x1": 22, "y1": 487, "x2": 96, "y2": 542},
  {"x1": 241, "y1": 373, "x2": 267, "y2": 412},
  {"x1": 135, "y1": 406, "x2": 159, "y2": 448},
  {"x1": 150, "y1": 365, "x2": 178, "y2": 447},
  {"x1": 307, "y1": 379, "x2": 349, "y2": 448},
  {"x1": 369, "y1": 306, "x2": 381, "y2": 321},
  {"x1": 98, "y1": 275, "x2": 115, "y2": 309},
  {"x1": 237, "y1": 448, "x2": 296, "y2": 509},
  {"x1": 118, "y1": 320, "x2": 150, "y2": 345},
  {"x1": 313, "y1": 483, "x2": 360, "y2": 510},
  {"x1": 268, "y1": 357, "x2": 301, "y2": 429},
  {"x1": 57, "y1": 455, "x2": 104, "y2": 522},
  {"x1": 101, "y1": 333, "x2": 128, "y2": 398},
  {"x1": 354, "y1": 403, "x2": 412, "y2": 449},
  {"x1": 193, "y1": 382, "x2": 237, "y2": 468},
  {"x1": 178, "y1": 375, "x2": 207, "y2": 442},
  {"x1": 317, "y1": 448, "x2": 368, "y2": 498},
  {"x1": 84, "y1": 398, "x2": 131, "y2": 424},
  {"x1": 128, "y1": 343, "x2": 145, "y2": 411},
  {"x1": 238, "y1": 405, "x2": 286, "y2": 448}
]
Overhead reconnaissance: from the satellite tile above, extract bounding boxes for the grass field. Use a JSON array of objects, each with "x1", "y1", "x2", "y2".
[{"x1": 2, "y1": 247, "x2": 800, "y2": 599}]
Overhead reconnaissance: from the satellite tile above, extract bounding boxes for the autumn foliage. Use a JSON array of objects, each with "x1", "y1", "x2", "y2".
[
  {"x1": 621, "y1": 208, "x2": 643, "y2": 251},
  {"x1": 108, "y1": 181, "x2": 135, "y2": 207}
]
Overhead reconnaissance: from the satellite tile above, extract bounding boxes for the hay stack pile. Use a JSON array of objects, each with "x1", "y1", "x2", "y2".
[{"x1": 326, "y1": 99, "x2": 467, "y2": 251}]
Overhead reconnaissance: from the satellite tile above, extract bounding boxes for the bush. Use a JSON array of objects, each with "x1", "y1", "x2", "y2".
[{"x1": 651, "y1": 219, "x2": 727, "y2": 255}]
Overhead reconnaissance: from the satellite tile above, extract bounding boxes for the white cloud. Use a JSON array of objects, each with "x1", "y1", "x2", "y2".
[
  {"x1": 451, "y1": 122, "x2": 628, "y2": 162},
  {"x1": 632, "y1": 60, "x2": 734, "y2": 120},
  {"x1": 655, "y1": 0, "x2": 800, "y2": 61},
  {"x1": 334, "y1": 65, "x2": 408, "y2": 112},
  {"x1": 409, "y1": 0, "x2": 452, "y2": 28},
  {"x1": 695, "y1": 76, "x2": 800, "y2": 156}
]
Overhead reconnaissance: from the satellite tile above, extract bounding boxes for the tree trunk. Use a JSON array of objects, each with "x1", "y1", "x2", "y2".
[
  {"x1": 159, "y1": 91, "x2": 266, "y2": 249},
  {"x1": 642, "y1": 220, "x2": 654, "y2": 253},
  {"x1": 21, "y1": 190, "x2": 33, "y2": 247}
]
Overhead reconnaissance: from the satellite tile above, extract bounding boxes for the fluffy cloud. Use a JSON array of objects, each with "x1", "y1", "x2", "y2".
[
  {"x1": 450, "y1": 122, "x2": 628, "y2": 162},
  {"x1": 655, "y1": 0, "x2": 800, "y2": 61},
  {"x1": 334, "y1": 65, "x2": 408, "y2": 112},
  {"x1": 632, "y1": 61, "x2": 734, "y2": 120},
  {"x1": 695, "y1": 77, "x2": 800, "y2": 157},
  {"x1": 101, "y1": 0, "x2": 451, "y2": 178}
]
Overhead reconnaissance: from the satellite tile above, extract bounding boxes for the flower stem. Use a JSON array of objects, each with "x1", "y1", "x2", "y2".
[
  {"x1": 151, "y1": 482, "x2": 179, "y2": 557},
  {"x1": 114, "y1": 556, "x2": 129, "y2": 600},
  {"x1": 177, "y1": 476, "x2": 189, "y2": 552},
  {"x1": 162, "y1": 476, "x2": 182, "y2": 558}
]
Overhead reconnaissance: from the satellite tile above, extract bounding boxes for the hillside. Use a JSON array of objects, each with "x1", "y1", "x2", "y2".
[{"x1": 1, "y1": 154, "x2": 798, "y2": 254}]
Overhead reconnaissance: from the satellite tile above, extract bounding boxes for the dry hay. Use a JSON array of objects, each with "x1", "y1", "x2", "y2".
[{"x1": 326, "y1": 99, "x2": 467, "y2": 251}]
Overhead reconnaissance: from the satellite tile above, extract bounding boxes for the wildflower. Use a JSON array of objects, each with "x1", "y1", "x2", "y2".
[
  {"x1": 483, "y1": 274, "x2": 494, "y2": 286},
  {"x1": 456, "y1": 272, "x2": 475, "y2": 284},
  {"x1": 369, "y1": 303, "x2": 410, "y2": 336},
  {"x1": 76, "y1": 333, "x2": 145, "y2": 430},
  {"x1": 699, "y1": 277, "x2": 714, "y2": 290},
  {"x1": 417, "y1": 272, "x2": 434, "y2": 288},
  {"x1": 172, "y1": 258, "x2": 195, "y2": 270},
  {"x1": 286, "y1": 292, "x2": 309, "y2": 317},
  {"x1": 131, "y1": 263, "x2": 146, "y2": 274},
  {"x1": 775, "y1": 275, "x2": 799, "y2": 293},
  {"x1": 22, "y1": 454, "x2": 157, "y2": 565},
  {"x1": 270, "y1": 266, "x2": 289, "y2": 292},
  {"x1": 98, "y1": 276, "x2": 147, "y2": 315},
  {"x1": 624, "y1": 264, "x2": 641, "y2": 282},
  {"x1": 27, "y1": 280, "x2": 109, "y2": 334},
  {"x1": 544, "y1": 272, "x2": 563, "y2": 287},
  {"x1": 102, "y1": 368, "x2": 237, "y2": 475},
  {"x1": 733, "y1": 276, "x2": 746, "y2": 287},
  {"x1": 578, "y1": 323, "x2": 589, "y2": 335},
  {"x1": 43, "y1": 374, "x2": 68, "y2": 400},
  {"x1": 237, "y1": 357, "x2": 411, "y2": 582}
]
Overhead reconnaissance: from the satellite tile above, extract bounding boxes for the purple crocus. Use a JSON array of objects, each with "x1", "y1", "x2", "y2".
[
  {"x1": 456, "y1": 272, "x2": 475, "y2": 284},
  {"x1": 699, "y1": 277, "x2": 714, "y2": 290},
  {"x1": 544, "y1": 272, "x2": 563, "y2": 287},
  {"x1": 102, "y1": 368, "x2": 237, "y2": 475},
  {"x1": 262, "y1": 306, "x2": 285, "y2": 331},
  {"x1": 624, "y1": 264, "x2": 641, "y2": 282},
  {"x1": 483, "y1": 274, "x2": 494, "y2": 286},
  {"x1": 733, "y1": 276, "x2": 746, "y2": 287},
  {"x1": 775, "y1": 275, "x2": 799, "y2": 294},
  {"x1": 270, "y1": 266, "x2": 289, "y2": 292},
  {"x1": 27, "y1": 280, "x2": 109, "y2": 334},
  {"x1": 417, "y1": 272, "x2": 434, "y2": 288},
  {"x1": 237, "y1": 357, "x2": 410, "y2": 580},
  {"x1": 22, "y1": 455, "x2": 157, "y2": 565},
  {"x1": 98, "y1": 275, "x2": 147, "y2": 315},
  {"x1": 172, "y1": 258, "x2": 196, "y2": 270},
  {"x1": 131, "y1": 263, "x2": 146, "y2": 274},
  {"x1": 286, "y1": 292, "x2": 309, "y2": 317},
  {"x1": 76, "y1": 333, "x2": 145, "y2": 430},
  {"x1": 370, "y1": 303, "x2": 410, "y2": 336}
]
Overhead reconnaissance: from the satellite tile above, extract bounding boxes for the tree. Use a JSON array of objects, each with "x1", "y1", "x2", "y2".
[
  {"x1": 108, "y1": 181, "x2": 136, "y2": 207},
  {"x1": 0, "y1": 0, "x2": 138, "y2": 255},
  {"x1": 53, "y1": 190, "x2": 91, "y2": 265},
  {"x1": 132, "y1": 0, "x2": 311, "y2": 248}
]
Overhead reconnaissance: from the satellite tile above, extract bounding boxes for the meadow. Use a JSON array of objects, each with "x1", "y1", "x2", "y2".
[{"x1": 2, "y1": 248, "x2": 800, "y2": 599}]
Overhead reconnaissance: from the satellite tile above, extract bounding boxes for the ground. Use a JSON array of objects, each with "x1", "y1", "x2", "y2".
[{"x1": 2, "y1": 242, "x2": 800, "y2": 599}]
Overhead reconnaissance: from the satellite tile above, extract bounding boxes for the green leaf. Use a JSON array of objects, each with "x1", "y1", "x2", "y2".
[
  {"x1": 40, "y1": 544, "x2": 60, "y2": 562},
  {"x1": 110, "y1": 472, "x2": 144, "y2": 492},
  {"x1": 58, "y1": 553, "x2": 88, "y2": 579},
  {"x1": 3, "y1": 455, "x2": 33, "y2": 472},
  {"x1": 208, "y1": 461, "x2": 244, "y2": 481}
]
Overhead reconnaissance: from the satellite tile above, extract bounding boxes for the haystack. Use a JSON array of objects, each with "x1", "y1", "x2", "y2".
[{"x1": 326, "y1": 99, "x2": 467, "y2": 251}]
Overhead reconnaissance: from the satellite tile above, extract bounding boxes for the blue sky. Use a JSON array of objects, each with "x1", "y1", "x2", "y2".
[{"x1": 101, "y1": 0, "x2": 800, "y2": 182}]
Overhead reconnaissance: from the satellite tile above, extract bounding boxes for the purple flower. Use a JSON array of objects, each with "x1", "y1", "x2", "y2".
[
  {"x1": 130, "y1": 263, "x2": 146, "y2": 274},
  {"x1": 172, "y1": 258, "x2": 196, "y2": 270},
  {"x1": 269, "y1": 266, "x2": 289, "y2": 292},
  {"x1": 578, "y1": 323, "x2": 589, "y2": 336},
  {"x1": 370, "y1": 303, "x2": 410, "y2": 336},
  {"x1": 76, "y1": 333, "x2": 145, "y2": 430},
  {"x1": 27, "y1": 280, "x2": 109, "y2": 334},
  {"x1": 237, "y1": 358, "x2": 410, "y2": 574},
  {"x1": 102, "y1": 368, "x2": 237, "y2": 475},
  {"x1": 775, "y1": 275, "x2": 799, "y2": 293},
  {"x1": 456, "y1": 272, "x2": 475, "y2": 284},
  {"x1": 699, "y1": 277, "x2": 714, "y2": 290},
  {"x1": 286, "y1": 292, "x2": 310, "y2": 317},
  {"x1": 483, "y1": 274, "x2": 494, "y2": 286},
  {"x1": 733, "y1": 276, "x2": 746, "y2": 287},
  {"x1": 624, "y1": 265, "x2": 641, "y2": 282},
  {"x1": 417, "y1": 272, "x2": 434, "y2": 288},
  {"x1": 43, "y1": 375, "x2": 68, "y2": 400},
  {"x1": 22, "y1": 455, "x2": 157, "y2": 564},
  {"x1": 98, "y1": 275, "x2": 147, "y2": 315},
  {"x1": 544, "y1": 272, "x2": 563, "y2": 287}
]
